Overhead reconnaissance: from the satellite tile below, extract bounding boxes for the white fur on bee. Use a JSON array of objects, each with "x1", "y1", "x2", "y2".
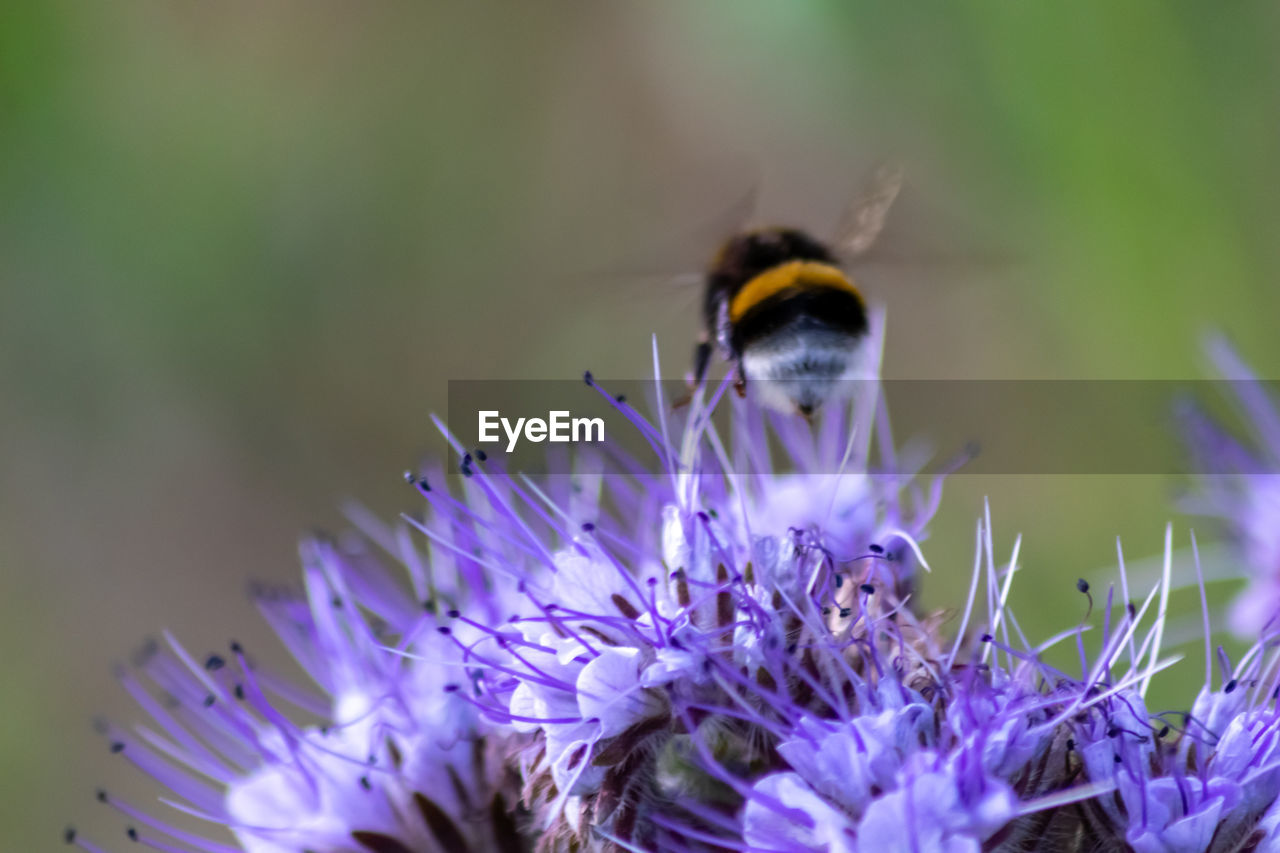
[{"x1": 740, "y1": 326, "x2": 872, "y2": 415}]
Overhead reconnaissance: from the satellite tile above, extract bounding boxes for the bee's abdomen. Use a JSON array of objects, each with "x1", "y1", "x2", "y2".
[
  {"x1": 703, "y1": 228, "x2": 837, "y2": 332},
  {"x1": 730, "y1": 276, "x2": 867, "y2": 356}
]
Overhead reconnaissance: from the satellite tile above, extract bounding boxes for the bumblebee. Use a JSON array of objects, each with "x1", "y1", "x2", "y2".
[{"x1": 690, "y1": 164, "x2": 904, "y2": 416}]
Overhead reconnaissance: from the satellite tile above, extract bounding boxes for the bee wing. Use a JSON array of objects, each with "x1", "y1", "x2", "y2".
[
  {"x1": 835, "y1": 163, "x2": 1020, "y2": 278},
  {"x1": 618, "y1": 182, "x2": 760, "y2": 279},
  {"x1": 852, "y1": 247, "x2": 1019, "y2": 274},
  {"x1": 831, "y1": 161, "x2": 906, "y2": 260},
  {"x1": 564, "y1": 183, "x2": 759, "y2": 292}
]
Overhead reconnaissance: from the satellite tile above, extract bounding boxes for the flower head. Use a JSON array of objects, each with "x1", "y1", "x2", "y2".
[{"x1": 71, "y1": 321, "x2": 1280, "y2": 852}]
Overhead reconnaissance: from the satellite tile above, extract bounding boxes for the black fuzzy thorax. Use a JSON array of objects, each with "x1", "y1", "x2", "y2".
[{"x1": 704, "y1": 228, "x2": 866, "y2": 356}]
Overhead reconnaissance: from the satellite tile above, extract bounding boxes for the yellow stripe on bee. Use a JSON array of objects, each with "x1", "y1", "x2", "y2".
[{"x1": 728, "y1": 260, "x2": 861, "y2": 323}]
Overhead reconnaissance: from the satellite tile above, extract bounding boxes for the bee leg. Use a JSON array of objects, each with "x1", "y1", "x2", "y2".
[
  {"x1": 672, "y1": 341, "x2": 712, "y2": 411},
  {"x1": 691, "y1": 341, "x2": 712, "y2": 388},
  {"x1": 734, "y1": 374, "x2": 747, "y2": 399}
]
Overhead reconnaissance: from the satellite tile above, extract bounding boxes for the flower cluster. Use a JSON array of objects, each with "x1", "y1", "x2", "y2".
[{"x1": 70, "y1": 326, "x2": 1280, "y2": 852}]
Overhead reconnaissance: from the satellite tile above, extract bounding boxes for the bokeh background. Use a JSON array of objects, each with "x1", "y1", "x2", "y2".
[{"x1": 5, "y1": 2, "x2": 1280, "y2": 848}]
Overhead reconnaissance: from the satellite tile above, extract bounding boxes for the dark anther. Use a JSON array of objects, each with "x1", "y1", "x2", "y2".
[
  {"x1": 1127, "y1": 601, "x2": 1137, "y2": 618},
  {"x1": 64, "y1": 827, "x2": 76, "y2": 844},
  {"x1": 834, "y1": 574, "x2": 843, "y2": 588},
  {"x1": 1107, "y1": 726, "x2": 1120, "y2": 738},
  {"x1": 360, "y1": 776, "x2": 371, "y2": 791},
  {"x1": 422, "y1": 599, "x2": 436, "y2": 613},
  {"x1": 581, "y1": 522, "x2": 595, "y2": 532},
  {"x1": 444, "y1": 684, "x2": 460, "y2": 693},
  {"x1": 204, "y1": 654, "x2": 225, "y2": 672},
  {"x1": 1158, "y1": 725, "x2": 1170, "y2": 738},
  {"x1": 1225, "y1": 679, "x2": 1238, "y2": 694},
  {"x1": 980, "y1": 634, "x2": 993, "y2": 643},
  {"x1": 203, "y1": 694, "x2": 215, "y2": 708},
  {"x1": 331, "y1": 596, "x2": 343, "y2": 608},
  {"x1": 1113, "y1": 753, "x2": 1123, "y2": 764},
  {"x1": 583, "y1": 370, "x2": 594, "y2": 385},
  {"x1": 96, "y1": 789, "x2": 108, "y2": 803},
  {"x1": 475, "y1": 449, "x2": 487, "y2": 462},
  {"x1": 868, "y1": 544, "x2": 884, "y2": 554},
  {"x1": 110, "y1": 742, "x2": 125, "y2": 753},
  {"x1": 127, "y1": 827, "x2": 138, "y2": 841},
  {"x1": 1065, "y1": 738, "x2": 1075, "y2": 751},
  {"x1": 437, "y1": 626, "x2": 452, "y2": 635},
  {"x1": 615, "y1": 393, "x2": 626, "y2": 403},
  {"x1": 839, "y1": 607, "x2": 853, "y2": 618},
  {"x1": 233, "y1": 684, "x2": 245, "y2": 700},
  {"x1": 1076, "y1": 579, "x2": 1090, "y2": 594},
  {"x1": 229, "y1": 641, "x2": 243, "y2": 654},
  {"x1": 446, "y1": 609, "x2": 460, "y2": 618},
  {"x1": 860, "y1": 583, "x2": 875, "y2": 595}
]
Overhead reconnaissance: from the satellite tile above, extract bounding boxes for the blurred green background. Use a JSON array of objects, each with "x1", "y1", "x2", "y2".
[{"x1": 5, "y1": 2, "x2": 1280, "y2": 848}]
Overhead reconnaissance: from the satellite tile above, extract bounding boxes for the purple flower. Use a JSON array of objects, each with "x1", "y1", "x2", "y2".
[
  {"x1": 70, "y1": 322, "x2": 1280, "y2": 851},
  {"x1": 855, "y1": 758, "x2": 1016, "y2": 853},
  {"x1": 74, "y1": 530, "x2": 524, "y2": 853},
  {"x1": 1182, "y1": 335, "x2": 1280, "y2": 636}
]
